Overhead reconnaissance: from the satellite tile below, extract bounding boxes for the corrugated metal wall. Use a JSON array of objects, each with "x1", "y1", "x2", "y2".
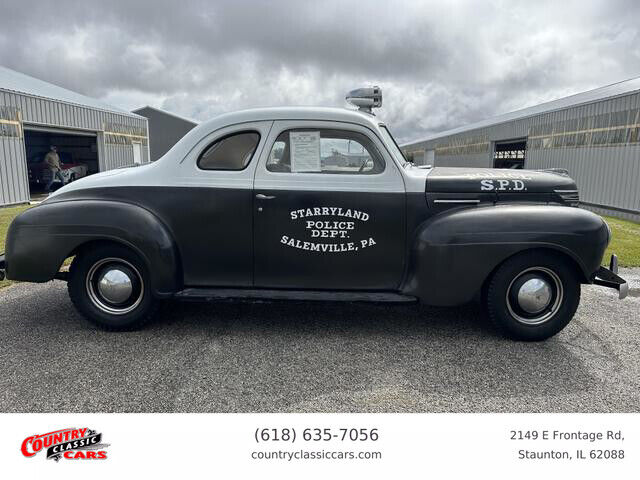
[
  {"x1": 0, "y1": 105, "x2": 28, "y2": 206},
  {"x1": 0, "y1": 128, "x2": 28, "y2": 205},
  {"x1": 133, "y1": 107, "x2": 196, "y2": 161},
  {"x1": 103, "y1": 144, "x2": 138, "y2": 168},
  {"x1": 0, "y1": 88, "x2": 148, "y2": 206},
  {"x1": 0, "y1": 89, "x2": 148, "y2": 136},
  {"x1": 403, "y1": 91, "x2": 640, "y2": 219}
]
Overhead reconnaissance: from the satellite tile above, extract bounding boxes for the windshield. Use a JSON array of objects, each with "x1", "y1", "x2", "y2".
[{"x1": 378, "y1": 125, "x2": 408, "y2": 166}]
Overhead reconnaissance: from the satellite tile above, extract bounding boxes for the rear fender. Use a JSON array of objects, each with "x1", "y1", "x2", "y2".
[
  {"x1": 401, "y1": 204, "x2": 609, "y2": 306},
  {"x1": 5, "y1": 200, "x2": 181, "y2": 296}
]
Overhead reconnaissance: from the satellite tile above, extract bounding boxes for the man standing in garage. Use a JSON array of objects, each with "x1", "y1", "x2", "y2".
[{"x1": 44, "y1": 145, "x2": 65, "y2": 192}]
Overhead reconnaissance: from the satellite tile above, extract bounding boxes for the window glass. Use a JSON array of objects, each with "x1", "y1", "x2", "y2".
[
  {"x1": 379, "y1": 126, "x2": 407, "y2": 165},
  {"x1": 609, "y1": 127, "x2": 629, "y2": 145},
  {"x1": 589, "y1": 113, "x2": 609, "y2": 146},
  {"x1": 593, "y1": 112, "x2": 610, "y2": 129},
  {"x1": 591, "y1": 130, "x2": 609, "y2": 146},
  {"x1": 609, "y1": 110, "x2": 632, "y2": 145},
  {"x1": 528, "y1": 138, "x2": 542, "y2": 150},
  {"x1": 266, "y1": 129, "x2": 384, "y2": 174},
  {"x1": 565, "y1": 119, "x2": 578, "y2": 132},
  {"x1": 575, "y1": 131, "x2": 590, "y2": 146},
  {"x1": 198, "y1": 131, "x2": 260, "y2": 170},
  {"x1": 552, "y1": 130, "x2": 565, "y2": 148},
  {"x1": 610, "y1": 110, "x2": 629, "y2": 127},
  {"x1": 630, "y1": 109, "x2": 640, "y2": 144}
]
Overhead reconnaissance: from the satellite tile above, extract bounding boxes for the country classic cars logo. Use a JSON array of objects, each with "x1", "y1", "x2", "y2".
[{"x1": 21, "y1": 427, "x2": 109, "y2": 461}]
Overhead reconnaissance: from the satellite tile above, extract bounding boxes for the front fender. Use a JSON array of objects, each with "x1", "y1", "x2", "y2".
[
  {"x1": 402, "y1": 205, "x2": 609, "y2": 306},
  {"x1": 5, "y1": 200, "x2": 181, "y2": 296}
]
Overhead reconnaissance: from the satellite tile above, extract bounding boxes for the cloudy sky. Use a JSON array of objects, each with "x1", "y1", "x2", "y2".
[{"x1": 1, "y1": 0, "x2": 639, "y2": 143}]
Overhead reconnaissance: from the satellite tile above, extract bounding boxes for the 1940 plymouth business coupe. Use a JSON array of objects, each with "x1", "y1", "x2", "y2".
[{"x1": 0, "y1": 88, "x2": 628, "y2": 340}]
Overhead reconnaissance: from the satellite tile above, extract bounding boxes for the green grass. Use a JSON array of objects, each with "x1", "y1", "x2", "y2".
[
  {"x1": 603, "y1": 215, "x2": 640, "y2": 268},
  {"x1": 1, "y1": 204, "x2": 31, "y2": 288},
  {"x1": 0, "y1": 206, "x2": 638, "y2": 290}
]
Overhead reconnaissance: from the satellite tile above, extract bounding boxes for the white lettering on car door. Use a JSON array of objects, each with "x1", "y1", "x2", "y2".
[{"x1": 281, "y1": 207, "x2": 375, "y2": 253}]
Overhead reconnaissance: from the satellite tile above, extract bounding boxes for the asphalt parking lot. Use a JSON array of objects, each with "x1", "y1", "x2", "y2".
[{"x1": 1, "y1": 269, "x2": 638, "y2": 413}]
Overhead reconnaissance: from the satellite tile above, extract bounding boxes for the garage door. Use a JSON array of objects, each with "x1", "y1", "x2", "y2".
[
  {"x1": 23, "y1": 125, "x2": 97, "y2": 137},
  {"x1": 23, "y1": 127, "x2": 100, "y2": 196}
]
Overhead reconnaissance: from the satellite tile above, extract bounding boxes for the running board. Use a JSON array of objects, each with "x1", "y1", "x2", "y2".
[{"x1": 173, "y1": 288, "x2": 417, "y2": 303}]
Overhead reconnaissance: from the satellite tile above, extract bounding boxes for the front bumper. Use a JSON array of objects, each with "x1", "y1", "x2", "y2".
[
  {"x1": 0, "y1": 253, "x2": 5, "y2": 281},
  {"x1": 593, "y1": 254, "x2": 628, "y2": 299}
]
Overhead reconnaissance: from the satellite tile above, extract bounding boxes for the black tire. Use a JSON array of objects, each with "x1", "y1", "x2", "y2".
[
  {"x1": 68, "y1": 244, "x2": 158, "y2": 331},
  {"x1": 486, "y1": 251, "x2": 580, "y2": 341}
]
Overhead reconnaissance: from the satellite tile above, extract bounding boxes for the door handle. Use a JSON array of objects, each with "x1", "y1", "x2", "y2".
[{"x1": 256, "y1": 194, "x2": 276, "y2": 200}]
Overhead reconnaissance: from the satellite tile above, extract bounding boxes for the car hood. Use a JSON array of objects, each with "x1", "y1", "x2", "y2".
[{"x1": 425, "y1": 167, "x2": 577, "y2": 194}]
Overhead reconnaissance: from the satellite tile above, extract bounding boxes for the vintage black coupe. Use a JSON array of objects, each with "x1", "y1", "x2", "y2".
[{"x1": 0, "y1": 88, "x2": 627, "y2": 339}]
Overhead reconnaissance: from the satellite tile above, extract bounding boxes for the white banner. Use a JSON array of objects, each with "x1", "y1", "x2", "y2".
[{"x1": 1, "y1": 413, "x2": 637, "y2": 478}]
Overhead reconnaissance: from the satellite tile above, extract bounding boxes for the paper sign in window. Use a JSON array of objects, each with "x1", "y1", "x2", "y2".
[{"x1": 290, "y1": 131, "x2": 321, "y2": 172}]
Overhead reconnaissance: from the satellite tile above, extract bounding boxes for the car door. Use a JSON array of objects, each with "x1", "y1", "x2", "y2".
[
  {"x1": 172, "y1": 121, "x2": 273, "y2": 287},
  {"x1": 253, "y1": 120, "x2": 406, "y2": 290}
]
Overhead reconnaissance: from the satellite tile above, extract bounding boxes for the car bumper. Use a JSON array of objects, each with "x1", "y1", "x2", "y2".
[
  {"x1": 593, "y1": 254, "x2": 628, "y2": 299},
  {"x1": 0, "y1": 253, "x2": 5, "y2": 281}
]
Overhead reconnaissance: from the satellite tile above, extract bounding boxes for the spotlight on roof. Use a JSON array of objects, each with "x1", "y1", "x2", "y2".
[{"x1": 346, "y1": 86, "x2": 382, "y2": 114}]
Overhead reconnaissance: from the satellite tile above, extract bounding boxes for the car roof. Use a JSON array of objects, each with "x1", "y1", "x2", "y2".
[
  {"x1": 196, "y1": 106, "x2": 382, "y2": 132},
  {"x1": 156, "y1": 106, "x2": 386, "y2": 165}
]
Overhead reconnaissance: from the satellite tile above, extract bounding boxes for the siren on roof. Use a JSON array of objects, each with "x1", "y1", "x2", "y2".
[{"x1": 346, "y1": 86, "x2": 382, "y2": 114}]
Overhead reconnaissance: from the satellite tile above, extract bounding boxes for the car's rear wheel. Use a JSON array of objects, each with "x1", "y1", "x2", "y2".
[
  {"x1": 485, "y1": 251, "x2": 580, "y2": 341},
  {"x1": 68, "y1": 244, "x2": 158, "y2": 330}
]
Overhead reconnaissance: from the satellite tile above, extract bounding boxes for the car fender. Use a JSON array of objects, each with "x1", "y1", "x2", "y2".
[
  {"x1": 401, "y1": 204, "x2": 609, "y2": 306},
  {"x1": 5, "y1": 200, "x2": 181, "y2": 296}
]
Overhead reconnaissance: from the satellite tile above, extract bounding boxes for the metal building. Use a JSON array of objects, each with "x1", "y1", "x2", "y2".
[
  {"x1": 0, "y1": 66, "x2": 149, "y2": 207},
  {"x1": 132, "y1": 106, "x2": 197, "y2": 162},
  {"x1": 402, "y1": 77, "x2": 640, "y2": 221}
]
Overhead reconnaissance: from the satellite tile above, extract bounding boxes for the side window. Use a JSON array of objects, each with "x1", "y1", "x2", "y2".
[
  {"x1": 266, "y1": 129, "x2": 384, "y2": 174},
  {"x1": 198, "y1": 131, "x2": 260, "y2": 170}
]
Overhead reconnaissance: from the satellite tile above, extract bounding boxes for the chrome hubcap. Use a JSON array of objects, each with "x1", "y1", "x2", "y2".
[
  {"x1": 506, "y1": 267, "x2": 563, "y2": 325},
  {"x1": 86, "y1": 258, "x2": 144, "y2": 315},
  {"x1": 517, "y1": 278, "x2": 552, "y2": 314},
  {"x1": 97, "y1": 268, "x2": 133, "y2": 304}
]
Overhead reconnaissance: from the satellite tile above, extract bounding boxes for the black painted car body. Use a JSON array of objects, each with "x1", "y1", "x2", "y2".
[{"x1": 0, "y1": 106, "x2": 627, "y2": 338}]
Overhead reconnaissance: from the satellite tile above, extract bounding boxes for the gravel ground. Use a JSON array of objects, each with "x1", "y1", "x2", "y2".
[{"x1": 1, "y1": 269, "x2": 638, "y2": 413}]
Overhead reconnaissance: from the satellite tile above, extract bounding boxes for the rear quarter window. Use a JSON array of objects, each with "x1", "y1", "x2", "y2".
[{"x1": 198, "y1": 131, "x2": 260, "y2": 170}]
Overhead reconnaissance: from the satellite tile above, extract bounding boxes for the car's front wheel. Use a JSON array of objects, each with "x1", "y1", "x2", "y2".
[
  {"x1": 485, "y1": 251, "x2": 581, "y2": 341},
  {"x1": 68, "y1": 244, "x2": 158, "y2": 330}
]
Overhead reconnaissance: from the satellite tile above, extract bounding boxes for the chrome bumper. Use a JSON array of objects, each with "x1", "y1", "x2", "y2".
[{"x1": 593, "y1": 254, "x2": 628, "y2": 299}]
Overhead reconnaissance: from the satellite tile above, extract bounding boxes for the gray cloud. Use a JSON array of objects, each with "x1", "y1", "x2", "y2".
[{"x1": 1, "y1": 0, "x2": 639, "y2": 143}]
